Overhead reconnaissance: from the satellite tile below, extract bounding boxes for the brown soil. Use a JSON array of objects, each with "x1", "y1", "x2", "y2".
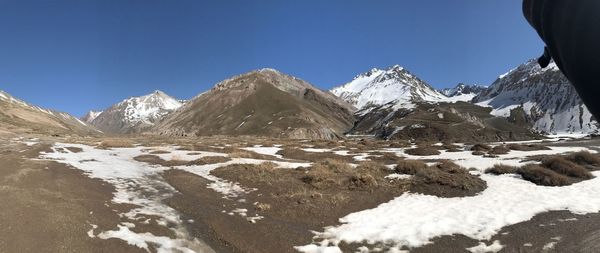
[
  {"x1": 405, "y1": 146, "x2": 442, "y2": 156},
  {"x1": 160, "y1": 160, "x2": 408, "y2": 253},
  {"x1": 276, "y1": 147, "x2": 355, "y2": 162},
  {"x1": 0, "y1": 142, "x2": 145, "y2": 253},
  {"x1": 133, "y1": 154, "x2": 231, "y2": 167}
]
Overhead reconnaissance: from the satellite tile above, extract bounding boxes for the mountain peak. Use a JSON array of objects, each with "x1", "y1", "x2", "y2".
[
  {"x1": 81, "y1": 110, "x2": 103, "y2": 123},
  {"x1": 331, "y1": 65, "x2": 445, "y2": 110},
  {"x1": 90, "y1": 90, "x2": 183, "y2": 134}
]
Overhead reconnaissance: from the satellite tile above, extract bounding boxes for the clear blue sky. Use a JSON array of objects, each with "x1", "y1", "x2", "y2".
[{"x1": 0, "y1": 0, "x2": 543, "y2": 116}]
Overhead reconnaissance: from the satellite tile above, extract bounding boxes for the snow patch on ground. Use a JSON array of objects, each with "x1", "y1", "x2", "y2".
[
  {"x1": 40, "y1": 143, "x2": 310, "y2": 252},
  {"x1": 298, "y1": 145, "x2": 599, "y2": 251},
  {"x1": 242, "y1": 145, "x2": 283, "y2": 159},
  {"x1": 466, "y1": 240, "x2": 504, "y2": 253}
]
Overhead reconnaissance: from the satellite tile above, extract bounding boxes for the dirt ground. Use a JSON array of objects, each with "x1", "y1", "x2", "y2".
[
  {"x1": 0, "y1": 138, "x2": 145, "y2": 253},
  {"x1": 3, "y1": 134, "x2": 600, "y2": 253}
]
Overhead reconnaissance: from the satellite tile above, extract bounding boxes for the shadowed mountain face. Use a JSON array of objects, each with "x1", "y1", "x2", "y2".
[
  {"x1": 90, "y1": 90, "x2": 183, "y2": 134},
  {"x1": 0, "y1": 90, "x2": 98, "y2": 136},
  {"x1": 474, "y1": 60, "x2": 598, "y2": 135},
  {"x1": 152, "y1": 69, "x2": 355, "y2": 139},
  {"x1": 440, "y1": 83, "x2": 487, "y2": 101},
  {"x1": 350, "y1": 101, "x2": 539, "y2": 142}
]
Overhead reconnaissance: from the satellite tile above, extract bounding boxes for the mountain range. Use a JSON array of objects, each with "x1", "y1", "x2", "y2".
[{"x1": 2, "y1": 58, "x2": 596, "y2": 140}]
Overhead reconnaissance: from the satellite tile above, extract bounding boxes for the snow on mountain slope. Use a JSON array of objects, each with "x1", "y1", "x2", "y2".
[
  {"x1": 81, "y1": 110, "x2": 103, "y2": 123},
  {"x1": 474, "y1": 60, "x2": 598, "y2": 134},
  {"x1": 440, "y1": 83, "x2": 487, "y2": 102},
  {"x1": 90, "y1": 90, "x2": 183, "y2": 134},
  {"x1": 331, "y1": 65, "x2": 447, "y2": 111},
  {"x1": 0, "y1": 90, "x2": 97, "y2": 134}
]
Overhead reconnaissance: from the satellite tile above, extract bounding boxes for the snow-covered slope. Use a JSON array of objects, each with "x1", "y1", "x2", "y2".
[
  {"x1": 90, "y1": 90, "x2": 183, "y2": 134},
  {"x1": 331, "y1": 65, "x2": 447, "y2": 111},
  {"x1": 440, "y1": 83, "x2": 487, "y2": 102},
  {"x1": 474, "y1": 60, "x2": 598, "y2": 134},
  {"x1": 81, "y1": 110, "x2": 103, "y2": 123}
]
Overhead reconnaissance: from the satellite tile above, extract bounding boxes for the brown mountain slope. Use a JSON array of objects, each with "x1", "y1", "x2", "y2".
[
  {"x1": 152, "y1": 69, "x2": 355, "y2": 139},
  {"x1": 350, "y1": 101, "x2": 541, "y2": 142},
  {"x1": 0, "y1": 90, "x2": 99, "y2": 136}
]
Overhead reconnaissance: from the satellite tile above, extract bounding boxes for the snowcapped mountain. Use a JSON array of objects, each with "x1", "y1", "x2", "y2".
[
  {"x1": 81, "y1": 110, "x2": 103, "y2": 123},
  {"x1": 0, "y1": 90, "x2": 98, "y2": 135},
  {"x1": 90, "y1": 90, "x2": 183, "y2": 134},
  {"x1": 474, "y1": 60, "x2": 598, "y2": 135},
  {"x1": 331, "y1": 65, "x2": 447, "y2": 111},
  {"x1": 440, "y1": 83, "x2": 487, "y2": 102}
]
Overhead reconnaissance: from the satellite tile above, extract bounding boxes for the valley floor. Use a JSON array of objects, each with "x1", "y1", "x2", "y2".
[{"x1": 2, "y1": 133, "x2": 600, "y2": 253}]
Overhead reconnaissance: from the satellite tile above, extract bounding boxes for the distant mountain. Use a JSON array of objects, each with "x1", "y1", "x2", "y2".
[
  {"x1": 474, "y1": 60, "x2": 598, "y2": 135},
  {"x1": 440, "y1": 83, "x2": 487, "y2": 102},
  {"x1": 0, "y1": 90, "x2": 98, "y2": 135},
  {"x1": 330, "y1": 65, "x2": 447, "y2": 112},
  {"x1": 90, "y1": 90, "x2": 183, "y2": 134},
  {"x1": 81, "y1": 110, "x2": 103, "y2": 124},
  {"x1": 152, "y1": 68, "x2": 355, "y2": 139}
]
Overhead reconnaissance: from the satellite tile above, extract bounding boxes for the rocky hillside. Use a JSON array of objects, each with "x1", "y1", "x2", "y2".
[
  {"x1": 331, "y1": 65, "x2": 447, "y2": 112},
  {"x1": 440, "y1": 83, "x2": 487, "y2": 102},
  {"x1": 152, "y1": 68, "x2": 355, "y2": 139},
  {"x1": 90, "y1": 90, "x2": 183, "y2": 134},
  {"x1": 474, "y1": 60, "x2": 598, "y2": 135},
  {"x1": 350, "y1": 101, "x2": 539, "y2": 142},
  {"x1": 0, "y1": 90, "x2": 99, "y2": 135}
]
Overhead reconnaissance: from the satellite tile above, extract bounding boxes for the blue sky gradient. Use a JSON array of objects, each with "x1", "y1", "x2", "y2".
[{"x1": 0, "y1": 0, "x2": 543, "y2": 116}]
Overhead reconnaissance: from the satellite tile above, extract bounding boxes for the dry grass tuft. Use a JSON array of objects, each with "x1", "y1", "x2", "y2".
[
  {"x1": 97, "y1": 139, "x2": 134, "y2": 149},
  {"x1": 471, "y1": 144, "x2": 492, "y2": 152},
  {"x1": 301, "y1": 159, "x2": 354, "y2": 189},
  {"x1": 517, "y1": 164, "x2": 573, "y2": 186},
  {"x1": 409, "y1": 160, "x2": 487, "y2": 197},
  {"x1": 489, "y1": 145, "x2": 510, "y2": 155},
  {"x1": 566, "y1": 151, "x2": 600, "y2": 170},
  {"x1": 134, "y1": 154, "x2": 231, "y2": 167},
  {"x1": 485, "y1": 164, "x2": 519, "y2": 175},
  {"x1": 507, "y1": 144, "x2": 551, "y2": 151},
  {"x1": 541, "y1": 157, "x2": 593, "y2": 179},
  {"x1": 394, "y1": 160, "x2": 428, "y2": 175},
  {"x1": 405, "y1": 146, "x2": 441, "y2": 156}
]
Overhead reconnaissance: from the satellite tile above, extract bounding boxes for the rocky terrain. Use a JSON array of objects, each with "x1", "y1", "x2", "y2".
[
  {"x1": 474, "y1": 60, "x2": 598, "y2": 135},
  {"x1": 152, "y1": 69, "x2": 355, "y2": 139},
  {"x1": 440, "y1": 83, "x2": 487, "y2": 101}
]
